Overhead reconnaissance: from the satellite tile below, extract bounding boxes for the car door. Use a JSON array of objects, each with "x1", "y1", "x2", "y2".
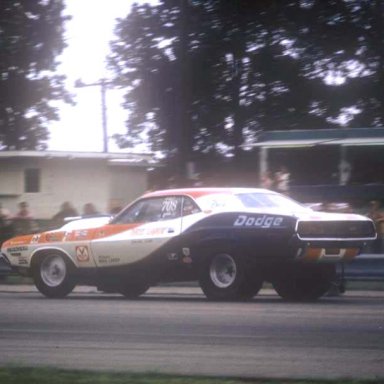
[{"x1": 90, "y1": 196, "x2": 183, "y2": 267}]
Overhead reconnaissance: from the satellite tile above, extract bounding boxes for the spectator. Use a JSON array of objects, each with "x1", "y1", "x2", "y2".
[
  {"x1": 109, "y1": 199, "x2": 123, "y2": 215},
  {"x1": 260, "y1": 171, "x2": 274, "y2": 190},
  {"x1": 13, "y1": 202, "x2": 38, "y2": 235},
  {"x1": 366, "y1": 200, "x2": 384, "y2": 254},
  {"x1": 339, "y1": 159, "x2": 352, "y2": 185},
  {"x1": 51, "y1": 201, "x2": 79, "y2": 228},
  {"x1": 14, "y1": 201, "x2": 32, "y2": 219},
  {"x1": 0, "y1": 203, "x2": 14, "y2": 244},
  {"x1": 82, "y1": 203, "x2": 99, "y2": 217},
  {"x1": 0, "y1": 203, "x2": 11, "y2": 223},
  {"x1": 274, "y1": 166, "x2": 290, "y2": 194}
]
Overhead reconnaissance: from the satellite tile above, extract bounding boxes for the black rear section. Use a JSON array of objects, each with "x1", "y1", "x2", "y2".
[
  {"x1": 184, "y1": 212, "x2": 298, "y2": 261},
  {"x1": 297, "y1": 220, "x2": 376, "y2": 239}
]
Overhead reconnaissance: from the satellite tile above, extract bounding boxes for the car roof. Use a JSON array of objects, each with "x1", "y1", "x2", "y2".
[{"x1": 142, "y1": 187, "x2": 274, "y2": 199}]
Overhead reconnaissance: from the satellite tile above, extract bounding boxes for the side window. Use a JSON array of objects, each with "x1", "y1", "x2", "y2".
[
  {"x1": 113, "y1": 200, "x2": 147, "y2": 224},
  {"x1": 182, "y1": 197, "x2": 201, "y2": 216},
  {"x1": 112, "y1": 197, "x2": 182, "y2": 224}
]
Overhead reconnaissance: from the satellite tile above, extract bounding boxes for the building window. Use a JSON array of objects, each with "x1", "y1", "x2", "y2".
[{"x1": 24, "y1": 168, "x2": 40, "y2": 193}]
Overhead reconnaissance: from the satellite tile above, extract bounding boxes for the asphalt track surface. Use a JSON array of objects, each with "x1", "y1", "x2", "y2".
[{"x1": 0, "y1": 285, "x2": 383, "y2": 380}]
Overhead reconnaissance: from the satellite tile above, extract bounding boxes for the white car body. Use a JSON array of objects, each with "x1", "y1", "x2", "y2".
[{"x1": 1, "y1": 188, "x2": 376, "y2": 301}]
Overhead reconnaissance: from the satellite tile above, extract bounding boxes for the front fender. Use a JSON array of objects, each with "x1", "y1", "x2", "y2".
[{"x1": 30, "y1": 247, "x2": 77, "y2": 269}]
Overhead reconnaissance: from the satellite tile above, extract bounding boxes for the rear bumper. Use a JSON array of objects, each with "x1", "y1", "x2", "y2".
[{"x1": 292, "y1": 238, "x2": 370, "y2": 263}]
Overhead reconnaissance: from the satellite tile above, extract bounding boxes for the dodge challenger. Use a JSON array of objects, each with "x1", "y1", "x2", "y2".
[{"x1": 1, "y1": 188, "x2": 376, "y2": 301}]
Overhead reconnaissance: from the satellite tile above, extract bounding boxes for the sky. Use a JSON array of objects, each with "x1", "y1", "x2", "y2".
[{"x1": 48, "y1": 0, "x2": 143, "y2": 152}]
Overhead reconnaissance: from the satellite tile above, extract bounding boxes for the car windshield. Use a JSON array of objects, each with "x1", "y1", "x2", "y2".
[
  {"x1": 235, "y1": 192, "x2": 310, "y2": 212},
  {"x1": 196, "y1": 192, "x2": 310, "y2": 213}
]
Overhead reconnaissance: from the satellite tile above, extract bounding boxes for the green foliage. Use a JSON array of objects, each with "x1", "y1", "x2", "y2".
[
  {"x1": 0, "y1": 367, "x2": 381, "y2": 384},
  {"x1": 0, "y1": 0, "x2": 71, "y2": 150},
  {"x1": 108, "y1": 0, "x2": 384, "y2": 167}
]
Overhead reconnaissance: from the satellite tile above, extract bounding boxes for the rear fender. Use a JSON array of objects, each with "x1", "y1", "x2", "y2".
[{"x1": 192, "y1": 238, "x2": 238, "y2": 265}]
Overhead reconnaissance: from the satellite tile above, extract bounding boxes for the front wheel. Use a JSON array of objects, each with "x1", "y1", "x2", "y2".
[
  {"x1": 199, "y1": 251, "x2": 263, "y2": 301},
  {"x1": 272, "y1": 263, "x2": 336, "y2": 302},
  {"x1": 33, "y1": 252, "x2": 76, "y2": 298}
]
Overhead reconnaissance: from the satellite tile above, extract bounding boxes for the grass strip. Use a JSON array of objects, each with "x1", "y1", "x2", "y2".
[{"x1": 0, "y1": 367, "x2": 381, "y2": 384}]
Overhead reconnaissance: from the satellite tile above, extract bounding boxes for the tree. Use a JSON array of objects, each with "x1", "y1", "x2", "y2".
[
  {"x1": 110, "y1": 1, "x2": 311, "y2": 170},
  {"x1": 286, "y1": 0, "x2": 384, "y2": 128},
  {"x1": 109, "y1": 0, "x2": 384, "y2": 180},
  {"x1": 0, "y1": 0, "x2": 71, "y2": 150}
]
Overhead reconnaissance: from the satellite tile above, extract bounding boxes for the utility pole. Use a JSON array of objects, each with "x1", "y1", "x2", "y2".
[
  {"x1": 177, "y1": 0, "x2": 192, "y2": 185},
  {"x1": 75, "y1": 78, "x2": 110, "y2": 153}
]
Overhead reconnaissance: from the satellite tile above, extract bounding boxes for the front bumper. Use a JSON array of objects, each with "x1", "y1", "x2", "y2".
[{"x1": 0, "y1": 253, "x2": 12, "y2": 276}]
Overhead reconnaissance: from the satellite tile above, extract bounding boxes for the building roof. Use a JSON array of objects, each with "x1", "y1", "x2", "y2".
[
  {"x1": 247, "y1": 127, "x2": 384, "y2": 148},
  {"x1": 0, "y1": 150, "x2": 156, "y2": 166}
]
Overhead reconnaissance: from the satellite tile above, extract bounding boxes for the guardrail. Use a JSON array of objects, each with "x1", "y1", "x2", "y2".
[{"x1": 341, "y1": 254, "x2": 384, "y2": 281}]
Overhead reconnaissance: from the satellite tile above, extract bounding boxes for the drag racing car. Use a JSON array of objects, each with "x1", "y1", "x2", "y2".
[{"x1": 1, "y1": 188, "x2": 377, "y2": 301}]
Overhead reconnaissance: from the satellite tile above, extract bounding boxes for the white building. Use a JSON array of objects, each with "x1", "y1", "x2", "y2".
[{"x1": 0, "y1": 151, "x2": 154, "y2": 219}]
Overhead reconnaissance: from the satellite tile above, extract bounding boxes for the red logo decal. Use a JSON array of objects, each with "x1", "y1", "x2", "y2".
[{"x1": 76, "y1": 246, "x2": 89, "y2": 262}]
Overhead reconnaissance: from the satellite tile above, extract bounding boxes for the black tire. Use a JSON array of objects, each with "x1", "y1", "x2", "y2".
[
  {"x1": 199, "y1": 250, "x2": 263, "y2": 301},
  {"x1": 119, "y1": 282, "x2": 150, "y2": 299},
  {"x1": 272, "y1": 263, "x2": 336, "y2": 302},
  {"x1": 32, "y1": 252, "x2": 76, "y2": 298}
]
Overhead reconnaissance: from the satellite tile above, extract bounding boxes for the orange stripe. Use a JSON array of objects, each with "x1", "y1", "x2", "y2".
[
  {"x1": 39, "y1": 232, "x2": 66, "y2": 243},
  {"x1": 3, "y1": 235, "x2": 34, "y2": 247},
  {"x1": 302, "y1": 248, "x2": 322, "y2": 261},
  {"x1": 64, "y1": 223, "x2": 141, "y2": 242},
  {"x1": 90, "y1": 224, "x2": 140, "y2": 240},
  {"x1": 3, "y1": 224, "x2": 144, "y2": 248},
  {"x1": 344, "y1": 248, "x2": 359, "y2": 260}
]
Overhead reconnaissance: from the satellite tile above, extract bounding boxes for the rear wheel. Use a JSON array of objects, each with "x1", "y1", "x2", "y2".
[
  {"x1": 272, "y1": 264, "x2": 336, "y2": 302},
  {"x1": 199, "y1": 251, "x2": 263, "y2": 301},
  {"x1": 33, "y1": 252, "x2": 76, "y2": 298}
]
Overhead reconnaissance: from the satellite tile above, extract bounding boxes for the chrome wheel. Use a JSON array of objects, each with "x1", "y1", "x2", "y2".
[
  {"x1": 33, "y1": 252, "x2": 76, "y2": 298},
  {"x1": 40, "y1": 254, "x2": 67, "y2": 287},
  {"x1": 200, "y1": 249, "x2": 263, "y2": 301},
  {"x1": 209, "y1": 253, "x2": 237, "y2": 288}
]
